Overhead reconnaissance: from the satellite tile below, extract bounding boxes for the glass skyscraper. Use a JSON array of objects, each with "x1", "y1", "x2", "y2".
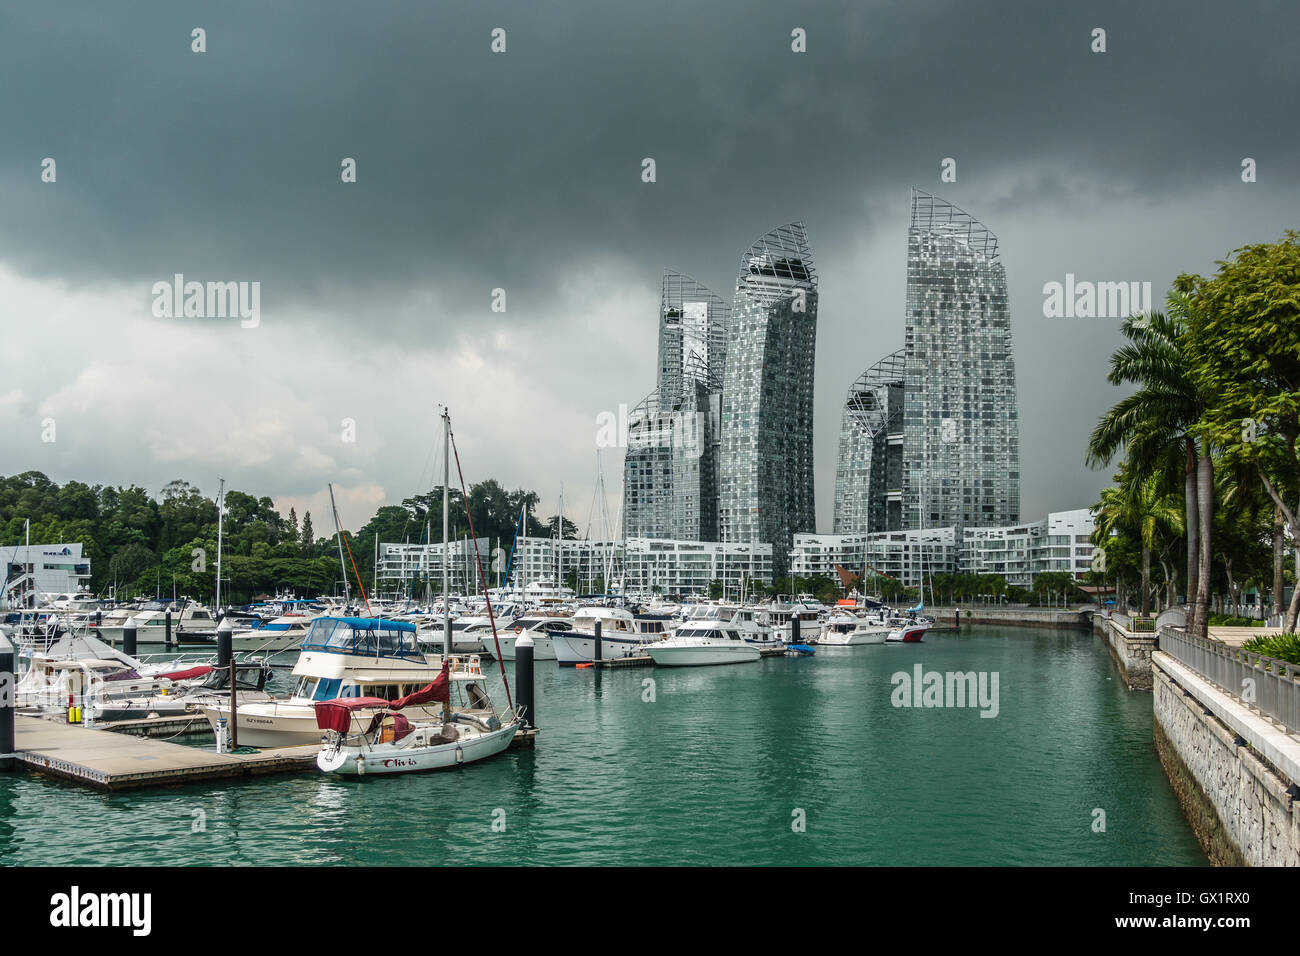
[
  {"x1": 717, "y1": 222, "x2": 819, "y2": 579},
  {"x1": 901, "y1": 189, "x2": 1019, "y2": 529},
  {"x1": 623, "y1": 271, "x2": 729, "y2": 541},
  {"x1": 833, "y1": 349, "x2": 906, "y2": 534}
]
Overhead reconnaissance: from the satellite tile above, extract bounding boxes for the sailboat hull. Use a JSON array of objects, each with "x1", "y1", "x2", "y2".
[{"x1": 317, "y1": 721, "x2": 518, "y2": 774}]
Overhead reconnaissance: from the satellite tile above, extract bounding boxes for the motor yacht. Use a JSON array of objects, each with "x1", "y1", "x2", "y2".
[{"x1": 645, "y1": 619, "x2": 761, "y2": 667}]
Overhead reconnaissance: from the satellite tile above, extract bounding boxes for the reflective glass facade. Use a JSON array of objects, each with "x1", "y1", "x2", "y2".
[
  {"x1": 833, "y1": 349, "x2": 906, "y2": 534},
  {"x1": 623, "y1": 272, "x2": 729, "y2": 540},
  {"x1": 718, "y1": 222, "x2": 819, "y2": 579},
  {"x1": 901, "y1": 190, "x2": 1020, "y2": 530}
]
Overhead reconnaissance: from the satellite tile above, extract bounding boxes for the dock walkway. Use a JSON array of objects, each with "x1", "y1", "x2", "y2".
[{"x1": 13, "y1": 716, "x2": 317, "y2": 791}]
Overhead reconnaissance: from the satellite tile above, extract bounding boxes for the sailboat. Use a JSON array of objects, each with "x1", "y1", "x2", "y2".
[{"x1": 315, "y1": 408, "x2": 520, "y2": 775}]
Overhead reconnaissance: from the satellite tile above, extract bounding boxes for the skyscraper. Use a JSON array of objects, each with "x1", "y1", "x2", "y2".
[
  {"x1": 833, "y1": 349, "x2": 906, "y2": 534},
  {"x1": 718, "y1": 222, "x2": 819, "y2": 579},
  {"x1": 901, "y1": 189, "x2": 1020, "y2": 529},
  {"x1": 622, "y1": 272, "x2": 728, "y2": 540}
]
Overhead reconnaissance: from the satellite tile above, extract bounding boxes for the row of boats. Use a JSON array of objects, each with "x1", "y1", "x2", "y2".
[{"x1": 8, "y1": 593, "x2": 930, "y2": 745}]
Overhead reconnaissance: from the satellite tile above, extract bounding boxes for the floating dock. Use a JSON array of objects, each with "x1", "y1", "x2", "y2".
[
  {"x1": 594, "y1": 655, "x2": 653, "y2": 669},
  {"x1": 12, "y1": 716, "x2": 316, "y2": 791},
  {"x1": 12, "y1": 715, "x2": 542, "y2": 790}
]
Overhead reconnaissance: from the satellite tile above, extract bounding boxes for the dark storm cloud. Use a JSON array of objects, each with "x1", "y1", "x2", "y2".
[{"x1": 4, "y1": 0, "x2": 1296, "y2": 317}]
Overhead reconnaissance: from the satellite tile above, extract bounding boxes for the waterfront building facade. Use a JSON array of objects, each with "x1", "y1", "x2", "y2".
[
  {"x1": 623, "y1": 537, "x2": 772, "y2": 599},
  {"x1": 1, "y1": 542, "x2": 92, "y2": 608},
  {"x1": 961, "y1": 509, "x2": 1095, "y2": 588},
  {"x1": 718, "y1": 222, "x2": 819, "y2": 578},
  {"x1": 377, "y1": 538, "x2": 490, "y2": 596},
  {"x1": 791, "y1": 509, "x2": 1094, "y2": 593},
  {"x1": 791, "y1": 527, "x2": 957, "y2": 589},
  {"x1": 901, "y1": 189, "x2": 1020, "y2": 530}
]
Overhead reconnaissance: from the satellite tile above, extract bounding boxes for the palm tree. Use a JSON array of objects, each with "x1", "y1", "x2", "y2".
[{"x1": 1086, "y1": 297, "x2": 1208, "y2": 633}]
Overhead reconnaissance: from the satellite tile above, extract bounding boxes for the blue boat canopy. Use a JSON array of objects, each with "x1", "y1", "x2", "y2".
[{"x1": 301, "y1": 616, "x2": 421, "y2": 659}]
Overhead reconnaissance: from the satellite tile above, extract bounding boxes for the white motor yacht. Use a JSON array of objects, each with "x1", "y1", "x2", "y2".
[
  {"x1": 816, "y1": 608, "x2": 889, "y2": 645},
  {"x1": 645, "y1": 620, "x2": 761, "y2": 667},
  {"x1": 197, "y1": 616, "x2": 446, "y2": 748},
  {"x1": 548, "y1": 607, "x2": 674, "y2": 665}
]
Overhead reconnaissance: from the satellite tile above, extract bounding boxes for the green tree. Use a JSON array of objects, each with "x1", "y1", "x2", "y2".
[{"x1": 1184, "y1": 232, "x2": 1300, "y2": 630}]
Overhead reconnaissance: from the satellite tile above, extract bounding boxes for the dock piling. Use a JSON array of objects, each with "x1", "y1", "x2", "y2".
[
  {"x1": 1, "y1": 630, "x2": 13, "y2": 771},
  {"x1": 791, "y1": 615, "x2": 801, "y2": 646},
  {"x1": 165, "y1": 609, "x2": 173, "y2": 647},
  {"x1": 593, "y1": 620, "x2": 602, "y2": 663},
  {"x1": 516, "y1": 633, "x2": 535, "y2": 729},
  {"x1": 217, "y1": 617, "x2": 233, "y2": 670},
  {"x1": 123, "y1": 617, "x2": 137, "y2": 657}
]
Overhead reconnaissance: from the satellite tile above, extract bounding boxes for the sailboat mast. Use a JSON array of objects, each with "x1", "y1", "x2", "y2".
[
  {"x1": 442, "y1": 409, "x2": 451, "y2": 664},
  {"x1": 328, "y1": 483, "x2": 351, "y2": 607},
  {"x1": 215, "y1": 478, "x2": 225, "y2": 614}
]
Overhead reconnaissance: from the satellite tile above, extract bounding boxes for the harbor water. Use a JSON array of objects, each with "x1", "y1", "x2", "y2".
[{"x1": 0, "y1": 625, "x2": 1204, "y2": 865}]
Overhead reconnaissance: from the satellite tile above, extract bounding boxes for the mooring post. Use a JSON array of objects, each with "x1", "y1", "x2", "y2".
[
  {"x1": 791, "y1": 614, "x2": 801, "y2": 646},
  {"x1": 165, "y1": 609, "x2": 173, "y2": 647},
  {"x1": 955, "y1": 607, "x2": 961, "y2": 628},
  {"x1": 593, "y1": 619, "x2": 602, "y2": 663},
  {"x1": 123, "y1": 616, "x2": 137, "y2": 657},
  {"x1": 516, "y1": 633, "x2": 535, "y2": 729},
  {"x1": 229, "y1": 657, "x2": 238, "y2": 750},
  {"x1": 0, "y1": 630, "x2": 14, "y2": 771},
  {"x1": 216, "y1": 616, "x2": 233, "y2": 670}
]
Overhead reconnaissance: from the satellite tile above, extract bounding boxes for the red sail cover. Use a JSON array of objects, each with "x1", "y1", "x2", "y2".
[
  {"x1": 314, "y1": 697, "x2": 394, "y2": 732},
  {"x1": 389, "y1": 664, "x2": 449, "y2": 710},
  {"x1": 157, "y1": 665, "x2": 214, "y2": 681}
]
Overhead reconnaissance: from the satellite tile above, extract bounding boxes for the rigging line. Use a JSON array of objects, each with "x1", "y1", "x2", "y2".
[
  {"x1": 447, "y1": 422, "x2": 513, "y2": 711},
  {"x1": 340, "y1": 521, "x2": 372, "y2": 616}
]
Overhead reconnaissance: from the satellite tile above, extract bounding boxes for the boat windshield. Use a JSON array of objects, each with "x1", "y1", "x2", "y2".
[{"x1": 301, "y1": 618, "x2": 421, "y2": 659}]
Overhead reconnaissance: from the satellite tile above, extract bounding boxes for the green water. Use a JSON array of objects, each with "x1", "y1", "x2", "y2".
[{"x1": 0, "y1": 626, "x2": 1204, "y2": 866}]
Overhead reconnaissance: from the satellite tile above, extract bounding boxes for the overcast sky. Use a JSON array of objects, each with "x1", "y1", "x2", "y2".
[{"x1": 2, "y1": 1, "x2": 1297, "y2": 535}]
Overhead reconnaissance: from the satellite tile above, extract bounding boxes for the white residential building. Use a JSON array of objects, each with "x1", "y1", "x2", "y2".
[
  {"x1": 790, "y1": 508, "x2": 1096, "y2": 592},
  {"x1": 623, "y1": 538, "x2": 772, "y2": 598}
]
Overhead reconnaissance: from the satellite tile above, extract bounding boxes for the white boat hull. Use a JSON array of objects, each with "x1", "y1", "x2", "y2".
[
  {"x1": 483, "y1": 632, "x2": 557, "y2": 661},
  {"x1": 197, "y1": 700, "x2": 446, "y2": 748},
  {"x1": 550, "y1": 631, "x2": 657, "y2": 665},
  {"x1": 646, "y1": 643, "x2": 760, "y2": 666},
  {"x1": 317, "y1": 721, "x2": 519, "y2": 774},
  {"x1": 817, "y1": 628, "x2": 888, "y2": 646}
]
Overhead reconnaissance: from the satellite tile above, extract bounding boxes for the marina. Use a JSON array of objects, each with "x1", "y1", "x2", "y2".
[{"x1": 0, "y1": 623, "x2": 1204, "y2": 866}]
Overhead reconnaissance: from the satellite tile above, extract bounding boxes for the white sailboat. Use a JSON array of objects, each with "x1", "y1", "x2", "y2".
[{"x1": 315, "y1": 408, "x2": 519, "y2": 775}]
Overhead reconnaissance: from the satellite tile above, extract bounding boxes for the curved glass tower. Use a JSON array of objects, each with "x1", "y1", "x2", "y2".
[
  {"x1": 623, "y1": 271, "x2": 729, "y2": 541},
  {"x1": 902, "y1": 189, "x2": 1019, "y2": 529},
  {"x1": 834, "y1": 348, "x2": 906, "y2": 534},
  {"x1": 718, "y1": 222, "x2": 819, "y2": 579}
]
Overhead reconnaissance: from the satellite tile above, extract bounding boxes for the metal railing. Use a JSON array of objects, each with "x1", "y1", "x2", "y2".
[{"x1": 1159, "y1": 626, "x2": 1300, "y2": 735}]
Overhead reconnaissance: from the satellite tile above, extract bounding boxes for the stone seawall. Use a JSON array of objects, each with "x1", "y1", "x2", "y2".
[
  {"x1": 929, "y1": 606, "x2": 1092, "y2": 629},
  {"x1": 1094, "y1": 614, "x2": 1156, "y2": 690},
  {"x1": 1153, "y1": 654, "x2": 1300, "y2": 866}
]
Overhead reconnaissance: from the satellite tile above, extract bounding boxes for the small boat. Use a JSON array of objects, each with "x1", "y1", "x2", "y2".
[
  {"x1": 784, "y1": 643, "x2": 817, "y2": 656},
  {"x1": 645, "y1": 620, "x2": 761, "y2": 667},
  {"x1": 816, "y1": 609, "x2": 889, "y2": 645},
  {"x1": 886, "y1": 616, "x2": 928, "y2": 643},
  {"x1": 315, "y1": 657, "x2": 520, "y2": 775}
]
